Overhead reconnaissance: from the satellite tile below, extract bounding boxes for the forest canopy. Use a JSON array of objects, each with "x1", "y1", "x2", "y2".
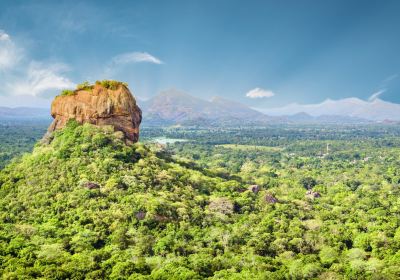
[{"x1": 1, "y1": 122, "x2": 400, "y2": 279}]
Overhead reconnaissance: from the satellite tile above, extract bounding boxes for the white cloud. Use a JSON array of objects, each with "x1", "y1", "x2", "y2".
[
  {"x1": 11, "y1": 62, "x2": 75, "y2": 97},
  {"x1": 0, "y1": 30, "x2": 22, "y2": 70},
  {"x1": 0, "y1": 30, "x2": 10, "y2": 41},
  {"x1": 368, "y1": 89, "x2": 386, "y2": 102},
  {"x1": 0, "y1": 29, "x2": 75, "y2": 98},
  {"x1": 111, "y1": 52, "x2": 163, "y2": 65},
  {"x1": 246, "y1": 88, "x2": 275, "y2": 99}
]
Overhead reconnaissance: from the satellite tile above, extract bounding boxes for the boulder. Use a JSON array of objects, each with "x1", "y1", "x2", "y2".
[
  {"x1": 305, "y1": 190, "x2": 321, "y2": 199},
  {"x1": 265, "y1": 193, "x2": 278, "y2": 204},
  {"x1": 47, "y1": 81, "x2": 142, "y2": 143},
  {"x1": 83, "y1": 182, "x2": 100, "y2": 190},
  {"x1": 249, "y1": 185, "x2": 260, "y2": 194},
  {"x1": 135, "y1": 211, "x2": 146, "y2": 220}
]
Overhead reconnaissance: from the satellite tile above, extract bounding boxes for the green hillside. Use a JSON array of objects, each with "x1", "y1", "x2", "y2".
[
  {"x1": 0, "y1": 121, "x2": 255, "y2": 279},
  {"x1": 1, "y1": 122, "x2": 400, "y2": 279}
]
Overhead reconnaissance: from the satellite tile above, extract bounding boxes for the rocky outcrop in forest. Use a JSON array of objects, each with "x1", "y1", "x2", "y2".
[{"x1": 47, "y1": 81, "x2": 142, "y2": 143}]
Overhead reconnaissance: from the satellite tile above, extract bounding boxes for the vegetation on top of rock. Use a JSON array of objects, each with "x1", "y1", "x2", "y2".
[
  {"x1": 76, "y1": 81, "x2": 94, "y2": 91},
  {"x1": 60, "y1": 89, "x2": 75, "y2": 96},
  {"x1": 95, "y1": 80, "x2": 129, "y2": 90},
  {"x1": 58, "y1": 80, "x2": 129, "y2": 97}
]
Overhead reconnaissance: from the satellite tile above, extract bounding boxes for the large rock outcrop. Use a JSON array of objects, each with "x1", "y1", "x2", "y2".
[{"x1": 47, "y1": 82, "x2": 142, "y2": 143}]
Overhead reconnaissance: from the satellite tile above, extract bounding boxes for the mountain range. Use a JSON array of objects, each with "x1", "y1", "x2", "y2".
[
  {"x1": 138, "y1": 90, "x2": 380, "y2": 125},
  {"x1": 261, "y1": 97, "x2": 400, "y2": 122},
  {"x1": 2, "y1": 91, "x2": 400, "y2": 125}
]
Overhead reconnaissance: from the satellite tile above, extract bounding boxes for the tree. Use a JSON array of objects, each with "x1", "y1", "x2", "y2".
[{"x1": 299, "y1": 177, "x2": 317, "y2": 190}]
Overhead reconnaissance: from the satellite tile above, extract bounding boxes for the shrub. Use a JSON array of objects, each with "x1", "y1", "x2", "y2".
[
  {"x1": 95, "y1": 80, "x2": 128, "y2": 90},
  {"x1": 60, "y1": 89, "x2": 75, "y2": 96},
  {"x1": 299, "y1": 177, "x2": 317, "y2": 190},
  {"x1": 208, "y1": 197, "x2": 234, "y2": 215},
  {"x1": 319, "y1": 246, "x2": 339, "y2": 266},
  {"x1": 76, "y1": 81, "x2": 93, "y2": 91}
]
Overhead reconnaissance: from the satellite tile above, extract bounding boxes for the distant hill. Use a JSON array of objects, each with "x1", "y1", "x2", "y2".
[
  {"x1": 261, "y1": 98, "x2": 400, "y2": 122},
  {"x1": 139, "y1": 90, "x2": 375, "y2": 126},
  {"x1": 284, "y1": 112, "x2": 371, "y2": 124},
  {"x1": 0, "y1": 107, "x2": 50, "y2": 120},
  {"x1": 140, "y1": 89, "x2": 270, "y2": 126},
  {"x1": 209, "y1": 96, "x2": 268, "y2": 120}
]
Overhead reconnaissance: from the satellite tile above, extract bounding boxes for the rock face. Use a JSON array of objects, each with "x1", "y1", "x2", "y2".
[
  {"x1": 83, "y1": 182, "x2": 100, "y2": 190},
  {"x1": 248, "y1": 185, "x2": 260, "y2": 194},
  {"x1": 265, "y1": 193, "x2": 278, "y2": 204},
  {"x1": 305, "y1": 190, "x2": 321, "y2": 199},
  {"x1": 48, "y1": 83, "x2": 142, "y2": 143}
]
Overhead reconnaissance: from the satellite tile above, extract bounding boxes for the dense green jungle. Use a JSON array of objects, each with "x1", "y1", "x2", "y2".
[{"x1": 1, "y1": 121, "x2": 400, "y2": 279}]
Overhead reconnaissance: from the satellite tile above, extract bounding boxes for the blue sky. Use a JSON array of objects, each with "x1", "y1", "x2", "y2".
[{"x1": 0, "y1": 0, "x2": 399, "y2": 108}]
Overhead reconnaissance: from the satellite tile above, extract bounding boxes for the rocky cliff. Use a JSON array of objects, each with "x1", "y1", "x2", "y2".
[{"x1": 47, "y1": 81, "x2": 142, "y2": 143}]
